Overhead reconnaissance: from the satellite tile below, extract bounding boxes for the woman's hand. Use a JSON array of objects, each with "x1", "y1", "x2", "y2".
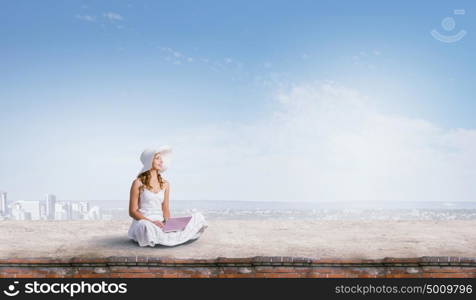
[{"x1": 152, "y1": 220, "x2": 165, "y2": 228}]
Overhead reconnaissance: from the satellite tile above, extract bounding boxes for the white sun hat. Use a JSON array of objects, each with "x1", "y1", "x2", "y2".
[{"x1": 138, "y1": 145, "x2": 172, "y2": 175}]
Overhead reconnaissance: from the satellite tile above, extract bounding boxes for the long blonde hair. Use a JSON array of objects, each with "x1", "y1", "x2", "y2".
[{"x1": 137, "y1": 170, "x2": 164, "y2": 192}]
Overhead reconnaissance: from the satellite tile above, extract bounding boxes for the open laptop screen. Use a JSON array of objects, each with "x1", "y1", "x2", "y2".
[{"x1": 162, "y1": 216, "x2": 192, "y2": 233}]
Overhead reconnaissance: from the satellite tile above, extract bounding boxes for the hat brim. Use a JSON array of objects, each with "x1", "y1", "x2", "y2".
[{"x1": 138, "y1": 146, "x2": 172, "y2": 175}]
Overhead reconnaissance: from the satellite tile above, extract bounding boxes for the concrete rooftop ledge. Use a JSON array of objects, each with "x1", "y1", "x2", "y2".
[
  {"x1": 1, "y1": 220, "x2": 476, "y2": 259},
  {"x1": 1, "y1": 220, "x2": 475, "y2": 277}
]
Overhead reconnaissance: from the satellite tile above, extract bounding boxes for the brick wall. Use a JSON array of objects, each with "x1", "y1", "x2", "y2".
[{"x1": 0, "y1": 256, "x2": 475, "y2": 278}]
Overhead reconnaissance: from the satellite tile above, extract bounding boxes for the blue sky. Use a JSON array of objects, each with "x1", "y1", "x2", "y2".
[{"x1": 1, "y1": 0, "x2": 475, "y2": 203}]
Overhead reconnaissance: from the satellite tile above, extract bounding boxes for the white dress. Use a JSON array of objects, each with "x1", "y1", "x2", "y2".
[{"x1": 128, "y1": 188, "x2": 208, "y2": 247}]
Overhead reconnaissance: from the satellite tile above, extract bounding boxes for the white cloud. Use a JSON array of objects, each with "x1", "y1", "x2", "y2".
[
  {"x1": 253, "y1": 71, "x2": 292, "y2": 88},
  {"x1": 158, "y1": 46, "x2": 243, "y2": 74},
  {"x1": 103, "y1": 12, "x2": 124, "y2": 21},
  {"x1": 76, "y1": 14, "x2": 96, "y2": 22},
  {"x1": 77, "y1": 12, "x2": 125, "y2": 29},
  {"x1": 166, "y1": 81, "x2": 476, "y2": 203}
]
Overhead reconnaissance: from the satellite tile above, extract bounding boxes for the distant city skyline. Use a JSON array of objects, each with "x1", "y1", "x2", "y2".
[
  {"x1": 1, "y1": 1, "x2": 476, "y2": 203},
  {"x1": 0, "y1": 191, "x2": 107, "y2": 221},
  {"x1": 2, "y1": 188, "x2": 475, "y2": 222}
]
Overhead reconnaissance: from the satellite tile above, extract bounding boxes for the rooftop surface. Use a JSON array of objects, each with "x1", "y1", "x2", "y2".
[{"x1": 1, "y1": 219, "x2": 475, "y2": 260}]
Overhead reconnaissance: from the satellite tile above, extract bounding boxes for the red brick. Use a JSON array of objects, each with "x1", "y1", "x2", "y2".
[
  {"x1": 70, "y1": 257, "x2": 109, "y2": 264},
  {"x1": 385, "y1": 274, "x2": 423, "y2": 278},
  {"x1": 272, "y1": 273, "x2": 300, "y2": 278},
  {"x1": 75, "y1": 274, "x2": 110, "y2": 278},
  {"x1": 307, "y1": 273, "x2": 328, "y2": 278},
  {"x1": 422, "y1": 273, "x2": 461, "y2": 278},
  {"x1": 447, "y1": 273, "x2": 476, "y2": 278},
  {"x1": 217, "y1": 274, "x2": 256, "y2": 278},
  {"x1": 177, "y1": 268, "x2": 218, "y2": 276},
  {"x1": 190, "y1": 274, "x2": 211, "y2": 278},
  {"x1": 13, "y1": 274, "x2": 35, "y2": 278},
  {"x1": 115, "y1": 273, "x2": 157, "y2": 278},
  {"x1": 25, "y1": 268, "x2": 51, "y2": 275},
  {"x1": 171, "y1": 269, "x2": 196, "y2": 275},
  {"x1": 0, "y1": 267, "x2": 33, "y2": 274},
  {"x1": 110, "y1": 267, "x2": 150, "y2": 273},
  {"x1": 45, "y1": 274, "x2": 65, "y2": 278},
  {"x1": 309, "y1": 267, "x2": 349, "y2": 274},
  {"x1": 423, "y1": 267, "x2": 476, "y2": 273},
  {"x1": 219, "y1": 267, "x2": 251, "y2": 274},
  {"x1": 161, "y1": 274, "x2": 179, "y2": 278},
  {"x1": 325, "y1": 274, "x2": 348, "y2": 278},
  {"x1": 145, "y1": 268, "x2": 178, "y2": 276},
  {"x1": 255, "y1": 267, "x2": 299, "y2": 273},
  {"x1": 76, "y1": 267, "x2": 98, "y2": 274}
]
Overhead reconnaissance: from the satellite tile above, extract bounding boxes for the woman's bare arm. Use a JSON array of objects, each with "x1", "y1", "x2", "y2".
[
  {"x1": 129, "y1": 179, "x2": 152, "y2": 221},
  {"x1": 162, "y1": 181, "x2": 170, "y2": 221}
]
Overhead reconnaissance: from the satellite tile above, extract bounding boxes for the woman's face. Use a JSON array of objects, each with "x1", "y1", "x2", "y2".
[{"x1": 152, "y1": 153, "x2": 163, "y2": 171}]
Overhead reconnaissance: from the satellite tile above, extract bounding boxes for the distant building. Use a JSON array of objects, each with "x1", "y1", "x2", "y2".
[
  {"x1": 11, "y1": 202, "x2": 28, "y2": 220},
  {"x1": 10, "y1": 200, "x2": 40, "y2": 220},
  {"x1": 79, "y1": 201, "x2": 90, "y2": 214},
  {"x1": 71, "y1": 202, "x2": 81, "y2": 220},
  {"x1": 65, "y1": 202, "x2": 73, "y2": 219},
  {"x1": 46, "y1": 194, "x2": 56, "y2": 220},
  {"x1": 54, "y1": 202, "x2": 68, "y2": 220},
  {"x1": 85, "y1": 205, "x2": 101, "y2": 220},
  {"x1": 39, "y1": 203, "x2": 47, "y2": 220},
  {"x1": 71, "y1": 201, "x2": 90, "y2": 220},
  {"x1": 0, "y1": 191, "x2": 7, "y2": 215},
  {"x1": 19, "y1": 200, "x2": 40, "y2": 220}
]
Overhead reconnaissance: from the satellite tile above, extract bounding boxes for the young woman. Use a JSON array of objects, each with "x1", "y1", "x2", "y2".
[{"x1": 128, "y1": 146, "x2": 208, "y2": 247}]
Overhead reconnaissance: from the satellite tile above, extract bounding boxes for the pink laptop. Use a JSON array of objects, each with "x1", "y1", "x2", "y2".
[{"x1": 162, "y1": 216, "x2": 192, "y2": 233}]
